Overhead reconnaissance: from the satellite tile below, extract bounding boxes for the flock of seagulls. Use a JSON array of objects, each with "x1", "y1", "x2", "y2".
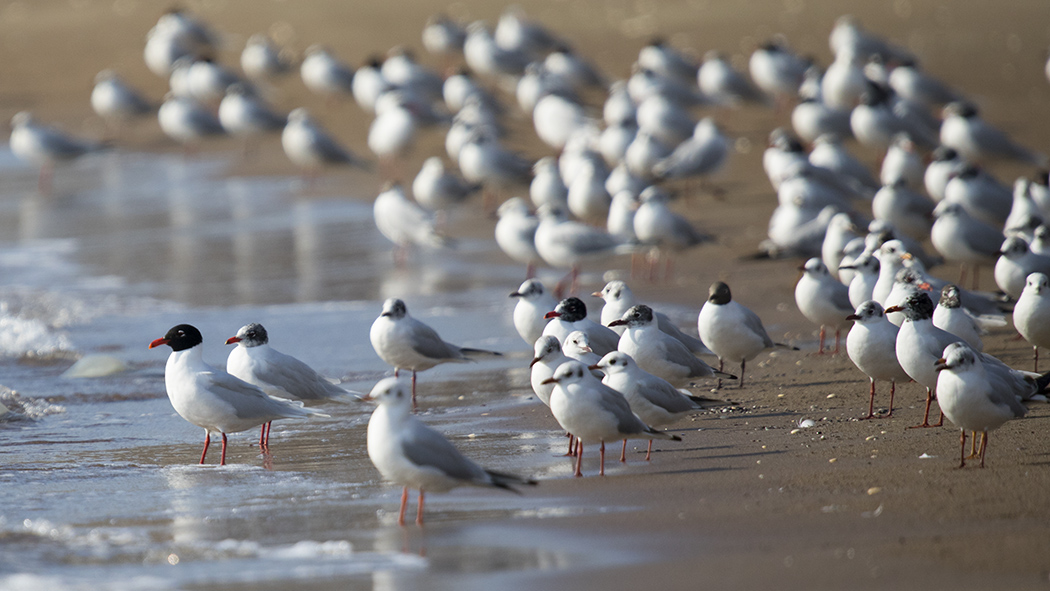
[{"x1": 10, "y1": 7, "x2": 1050, "y2": 523}]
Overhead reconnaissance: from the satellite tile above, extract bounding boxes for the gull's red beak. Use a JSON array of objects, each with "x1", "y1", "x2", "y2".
[
  {"x1": 544, "y1": 311, "x2": 561, "y2": 319},
  {"x1": 225, "y1": 336, "x2": 241, "y2": 345},
  {"x1": 148, "y1": 337, "x2": 169, "y2": 349}
]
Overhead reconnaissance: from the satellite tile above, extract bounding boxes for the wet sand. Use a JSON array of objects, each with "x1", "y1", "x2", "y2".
[{"x1": 3, "y1": 0, "x2": 1050, "y2": 589}]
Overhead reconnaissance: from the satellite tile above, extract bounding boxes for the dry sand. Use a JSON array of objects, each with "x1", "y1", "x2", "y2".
[{"x1": 3, "y1": 0, "x2": 1050, "y2": 588}]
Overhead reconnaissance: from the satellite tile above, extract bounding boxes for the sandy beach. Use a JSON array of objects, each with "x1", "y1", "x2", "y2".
[{"x1": 2, "y1": 0, "x2": 1050, "y2": 589}]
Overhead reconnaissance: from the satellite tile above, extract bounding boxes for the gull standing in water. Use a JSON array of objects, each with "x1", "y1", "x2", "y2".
[
  {"x1": 365, "y1": 378, "x2": 535, "y2": 526},
  {"x1": 225, "y1": 323, "x2": 360, "y2": 445},
  {"x1": 10, "y1": 111, "x2": 106, "y2": 191},
  {"x1": 370, "y1": 298, "x2": 501, "y2": 408}
]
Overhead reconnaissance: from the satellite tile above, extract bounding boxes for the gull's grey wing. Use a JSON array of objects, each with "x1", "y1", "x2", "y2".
[
  {"x1": 203, "y1": 368, "x2": 313, "y2": 420},
  {"x1": 595, "y1": 383, "x2": 648, "y2": 435},
  {"x1": 740, "y1": 305, "x2": 776, "y2": 348},
  {"x1": 554, "y1": 222, "x2": 621, "y2": 255},
  {"x1": 401, "y1": 420, "x2": 487, "y2": 482},
  {"x1": 251, "y1": 349, "x2": 347, "y2": 400},
  {"x1": 406, "y1": 317, "x2": 467, "y2": 362}
]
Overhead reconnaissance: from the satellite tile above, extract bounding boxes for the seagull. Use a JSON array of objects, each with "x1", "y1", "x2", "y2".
[
  {"x1": 940, "y1": 102, "x2": 1047, "y2": 166},
  {"x1": 158, "y1": 93, "x2": 225, "y2": 148},
  {"x1": 493, "y1": 6, "x2": 560, "y2": 59},
  {"x1": 373, "y1": 184, "x2": 449, "y2": 258},
  {"x1": 994, "y1": 236, "x2": 1050, "y2": 299},
  {"x1": 542, "y1": 361, "x2": 681, "y2": 477},
  {"x1": 91, "y1": 70, "x2": 154, "y2": 127},
  {"x1": 840, "y1": 255, "x2": 880, "y2": 309},
  {"x1": 871, "y1": 179, "x2": 935, "y2": 241},
  {"x1": 610, "y1": 305, "x2": 733, "y2": 387},
  {"x1": 624, "y1": 129, "x2": 673, "y2": 179},
  {"x1": 364, "y1": 377, "x2": 535, "y2": 526},
  {"x1": 533, "y1": 205, "x2": 630, "y2": 292},
  {"x1": 599, "y1": 118, "x2": 638, "y2": 168},
  {"x1": 510, "y1": 278, "x2": 558, "y2": 346},
  {"x1": 351, "y1": 57, "x2": 391, "y2": 114},
  {"x1": 633, "y1": 187, "x2": 711, "y2": 279},
  {"x1": 186, "y1": 58, "x2": 241, "y2": 103},
  {"x1": 370, "y1": 298, "x2": 501, "y2": 408},
  {"x1": 1013, "y1": 273, "x2": 1050, "y2": 371},
  {"x1": 225, "y1": 323, "x2": 359, "y2": 444},
  {"x1": 595, "y1": 351, "x2": 718, "y2": 460},
  {"x1": 935, "y1": 342, "x2": 1027, "y2": 468},
  {"x1": 930, "y1": 201, "x2": 1004, "y2": 288},
  {"x1": 593, "y1": 280, "x2": 710, "y2": 355},
  {"x1": 607, "y1": 190, "x2": 640, "y2": 244},
  {"x1": 924, "y1": 146, "x2": 967, "y2": 202},
  {"x1": 652, "y1": 117, "x2": 729, "y2": 182},
  {"x1": 300, "y1": 45, "x2": 355, "y2": 99},
  {"x1": 530, "y1": 336, "x2": 571, "y2": 407},
  {"x1": 821, "y1": 211, "x2": 863, "y2": 278},
  {"x1": 382, "y1": 47, "x2": 444, "y2": 102},
  {"x1": 422, "y1": 14, "x2": 467, "y2": 59},
  {"x1": 637, "y1": 38, "x2": 698, "y2": 84},
  {"x1": 495, "y1": 197, "x2": 541, "y2": 276},
  {"x1": 413, "y1": 157, "x2": 480, "y2": 213},
  {"x1": 794, "y1": 258, "x2": 854, "y2": 354},
  {"x1": 933, "y1": 285, "x2": 990, "y2": 351},
  {"x1": 885, "y1": 292, "x2": 961, "y2": 428},
  {"x1": 218, "y1": 83, "x2": 287, "y2": 140},
  {"x1": 698, "y1": 281, "x2": 789, "y2": 387},
  {"x1": 943, "y1": 165, "x2": 1012, "y2": 228},
  {"x1": 149, "y1": 324, "x2": 325, "y2": 465},
  {"x1": 880, "y1": 134, "x2": 925, "y2": 189},
  {"x1": 240, "y1": 33, "x2": 293, "y2": 81},
  {"x1": 566, "y1": 157, "x2": 612, "y2": 224},
  {"x1": 463, "y1": 21, "x2": 530, "y2": 79},
  {"x1": 545, "y1": 46, "x2": 606, "y2": 91},
  {"x1": 821, "y1": 50, "x2": 866, "y2": 111},
  {"x1": 808, "y1": 134, "x2": 879, "y2": 193},
  {"x1": 791, "y1": 97, "x2": 853, "y2": 145},
  {"x1": 887, "y1": 59, "x2": 961, "y2": 108},
  {"x1": 698, "y1": 50, "x2": 768, "y2": 107},
  {"x1": 9, "y1": 111, "x2": 105, "y2": 191},
  {"x1": 529, "y1": 156, "x2": 569, "y2": 210},
  {"x1": 281, "y1": 108, "x2": 370, "y2": 174},
  {"x1": 636, "y1": 93, "x2": 695, "y2": 146},
  {"x1": 748, "y1": 40, "x2": 808, "y2": 102},
  {"x1": 456, "y1": 130, "x2": 533, "y2": 190},
  {"x1": 368, "y1": 92, "x2": 420, "y2": 165},
  {"x1": 845, "y1": 300, "x2": 910, "y2": 419},
  {"x1": 542, "y1": 297, "x2": 620, "y2": 355}
]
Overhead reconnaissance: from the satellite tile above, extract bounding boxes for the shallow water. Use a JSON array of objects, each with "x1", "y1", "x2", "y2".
[{"x1": 0, "y1": 150, "x2": 675, "y2": 589}]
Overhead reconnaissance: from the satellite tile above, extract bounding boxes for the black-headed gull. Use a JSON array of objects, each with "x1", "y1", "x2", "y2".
[
  {"x1": 935, "y1": 342, "x2": 1027, "y2": 468},
  {"x1": 994, "y1": 236, "x2": 1050, "y2": 299},
  {"x1": 698, "y1": 282, "x2": 788, "y2": 387},
  {"x1": 365, "y1": 377, "x2": 535, "y2": 526},
  {"x1": 149, "y1": 324, "x2": 325, "y2": 465},
  {"x1": 542, "y1": 361, "x2": 680, "y2": 477},
  {"x1": 369, "y1": 298, "x2": 501, "y2": 408}
]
